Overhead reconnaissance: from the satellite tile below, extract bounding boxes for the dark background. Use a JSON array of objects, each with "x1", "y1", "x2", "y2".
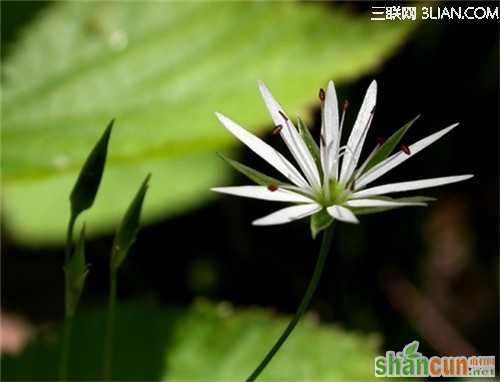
[{"x1": 2, "y1": 0, "x2": 499, "y2": 363}]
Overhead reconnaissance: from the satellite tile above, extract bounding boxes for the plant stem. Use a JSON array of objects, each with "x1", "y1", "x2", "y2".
[
  {"x1": 59, "y1": 212, "x2": 76, "y2": 381},
  {"x1": 246, "y1": 223, "x2": 335, "y2": 382},
  {"x1": 103, "y1": 269, "x2": 117, "y2": 381}
]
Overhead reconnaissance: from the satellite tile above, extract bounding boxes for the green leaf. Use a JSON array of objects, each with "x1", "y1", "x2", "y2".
[
  {"x1": 310, "y1": 209, "x2": 333, "y2": 239},
  {"x1": 2, "y1": 300, "x2": 382, "y2": 381},
  {"x1": 2, "y1": 1, "x2": 416, "y2": 244},
  {"x1": 64, "y1": 225, "x2": 89, "y2": 316},
  {"x1": 218, "y1": 153, "x2": 284, "y2": 187},
  {"x1": 362, "y1": 115, "x2": 420, "y2": 175},
  {"x1": 297, "y1": 117, "x2": 321, "y2": 174},
  {"x1": 351, "y1": 196, "x2": 435, "y2": 216},
  {"x1": 70, "y1": 120, "x2": 112, "y2": 218},
  {"x1": 111, "y1": 174, "x2": 150, "y2": 270},
  {"x1": 403, "y1": 341, "x2": 419, "y2": 357}
]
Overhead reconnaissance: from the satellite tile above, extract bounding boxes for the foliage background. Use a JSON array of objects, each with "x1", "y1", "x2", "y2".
[{"x1": 1, "y1": 1, "x2": 498, "y2": 380}]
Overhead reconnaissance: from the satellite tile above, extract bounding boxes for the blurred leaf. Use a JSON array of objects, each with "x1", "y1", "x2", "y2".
[
  {"x1": 2, "y1": 1, "x2": 415, "y2": 244},
  {"x1": 64, "y1": 225, "x2": 88, "y2": 316},
  {"x1": 2, "y1": 300, "x2": 381, "y2": 381}
]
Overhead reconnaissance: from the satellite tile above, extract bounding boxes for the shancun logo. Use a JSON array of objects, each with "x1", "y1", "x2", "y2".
[{"x1": 374, "y1": 341, "x2": 495, "y2": 378}]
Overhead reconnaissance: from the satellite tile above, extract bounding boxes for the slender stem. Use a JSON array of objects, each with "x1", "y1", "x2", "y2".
[
  {"x1": 59, "y1": 315, "x2": 73, "y2": 380},
  {"x1": 103, "y1": 269, "x2": 117, "y2": 381},
  {"x1": 59, "y1": 212, "x2": 76, "y2": 381},
  {"x1": 246, "y1": 223, "x2": 335, "y2": 382}
]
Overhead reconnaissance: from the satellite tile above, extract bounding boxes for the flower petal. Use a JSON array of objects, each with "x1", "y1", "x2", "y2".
[
  {"x1": 356, "y1": 123, "x2": 458, "y2": 189},
  {"x1": 252, "y1": 203, "x2": 321, "y2": 226},
  {"x1": 345, "y1": 199, "x2": 427, "y2": 207},
  {"x1": 211, "y1": 185, "x2": 315, "y2": 203},
  {"x1": 321, "y1": 80, "x2": 340, "y2": 180},
  {"x1": 351, "y1": 174, "x2": 473, "y2": 198},
  {"x1": 215, "y1": 112, "x2": 308, "y2": 188},
  {"x1": 339, "y1": 80, "x2": 377, "y2": 183},
  {"x1": 327, "y1": 205, "x2": 359, "y2": 224},
  {"x1": 257, "y1": 81, "x2": 321, "y2": 190}
]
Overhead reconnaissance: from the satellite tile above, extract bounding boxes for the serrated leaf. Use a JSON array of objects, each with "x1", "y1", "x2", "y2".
[
  {"x1": 2, "y1": 300, "x2": 382, "y2": 381},
  {"x1": 352, "y1": 196, "x2": 434, "y2": 216},
  {"x1": 310, "y1": 208, "x2": 333, "y2": 239},
  {"x1": 111, "y1": 174, "x2": 150, "y2": 270},
  {"x1": 2, "y1": 1, "x2": 416, "y2": 244},
  {"x1": 218, "y1": 153, "x2": 284, "y2": 187},
  {"x1": 362, "y1": 115, "x2": 420, "y2": 175},
  {"x1": 70, "y1": 120, "x2": 112, "y2": 218}
]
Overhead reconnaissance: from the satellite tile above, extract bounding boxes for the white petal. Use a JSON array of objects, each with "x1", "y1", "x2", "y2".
[
  {"x1": 327, "y1": 205, "x2": 359, "y2": 224},
  {"x1": 339, "y1": 80, "x2": 377, "y2": 183},
  {"x1": 252, "y1": 204, "x2": 321, "y2": 226},
  {"x1": 320, "y1": 80, "x2": 339, "y2": 179},
  {"x1": 211, "y1": 186, "x2": 315, "y2": 203},
  {"x1": 356, "y1": 124, "x2": 458, "y2": 188},
  {"x1": 257, "y1": 81, "x2": 321, "y2": 190},
  {"x1": 351, "y1": 175, "x2": 473, "y2": 198},
  {"x1": 215, "y1": 112, "x2": 309, "y2": 188},
  {"x1": 345, "y1": 199, "x2": 427, "y2": 207}
]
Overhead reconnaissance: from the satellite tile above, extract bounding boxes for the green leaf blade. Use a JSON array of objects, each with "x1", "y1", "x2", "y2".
[{"x1": 218, "y1": 153, "x2": 284, "y2": 187}]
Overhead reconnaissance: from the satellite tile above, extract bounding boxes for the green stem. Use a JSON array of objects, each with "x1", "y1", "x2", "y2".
[
  {"x1": 59, "y1": 212, "x2": 76, "y2": 381},
  {"x1": 103, "y1": 269, "x2": 117, "y2": 381},
  {"x1": 246, "y1": 223, "x2": 335, "y2": 382},
  {"x1": 59, "y1": 315, "x2": 73, "y2": 380}
]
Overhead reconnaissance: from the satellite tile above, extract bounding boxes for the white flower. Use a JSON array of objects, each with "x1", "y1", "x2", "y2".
[{"x1": 212, "y1": 80, "x2": 472, "y2": 235}]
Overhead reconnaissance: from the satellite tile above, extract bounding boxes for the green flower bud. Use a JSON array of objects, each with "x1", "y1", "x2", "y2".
[
  {"x1": 70, "y1": 120, "x2": 113, "y2": 218},
  {"x1": 111, "y1": 174, "x2": 151, "y2": 271}
]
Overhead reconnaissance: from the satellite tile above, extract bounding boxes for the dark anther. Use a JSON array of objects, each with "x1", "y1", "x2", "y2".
[
  {"x1": 400, "y1": 144, "x2": 411, "y2": 155},
  {"x1": 272, "y1": 125, "x2": 283, "y2": 135},
  {"x1": 319, "y1": 88, "x2": 326, "y2": 102},
  {"x1": 342, "y1": 100, "x2": 349, "y2": 111},
  {"x1": 376, "y1": 137, "x2": 385, "y2": 145},
  {"x1": 267, "y1": 184, "x2": 279, "y2": 192},
  {"x1": 278, "y1": 110, "x2": 288, "y2": 122}
]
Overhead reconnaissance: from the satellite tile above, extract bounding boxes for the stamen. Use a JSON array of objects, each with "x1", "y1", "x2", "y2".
[
  {"x1": 318, "y1": 88, "x2": 325, "y2": 102},
  {"x1": 267, "y1": 184, "x2": 279, "y2": 192},
  {"x1": 342, "y1": 100, "x2": 349, "y2": 111},
  {"x1": 376, "y1": 136, "x2": 385, "y2": 145},
  {"x1": 278, "y1": 110, "x2": 288, "y2": 122},
  {"x1": 400, "y1": 144, "x2": 411, "y2": 155},
  {"x1": 272, "y1": 125, "x2": 283, "y2": 135}
]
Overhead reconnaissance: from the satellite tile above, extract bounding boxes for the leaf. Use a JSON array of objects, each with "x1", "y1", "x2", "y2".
[
  {"x1": 2, "y1": 1, "x2": 416, "y2": 244},
  {"x1": 2, "y1": 300, "x2": 382, "y2": 381},
  {"x1": 111, "y1": 174, "x2": 150, "y2": 270},
  {"x1": 70, "y1": 120, "x2": 113, "y2": 218},
  {"x1": 297, "y1": 117, "x2": 321, "y2": 174},
  {"x1": 403, "y1": 341, "x2": 419, "y2": 357},
  {"x1": 352, "y1": 196, "x2": 435, "y2": 216},
  {"x1": 310, "y1": 208, "x2": 333, "y2": 239},
  {"x1": 361, "y1": 115, "x2": 420, "y2": 175},
  {"x1": 64, "y1": 224, "x2": 89, "y2": 316},
  {"x1": 217, "y1": 153, "x2": 284, "y2": 187}
]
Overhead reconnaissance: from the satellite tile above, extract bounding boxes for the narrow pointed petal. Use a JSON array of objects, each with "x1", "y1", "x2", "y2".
[
  {"x1": 215, "y1": 112, "x2": 308, "y2": 188},
  {"x1": 321, "y1": 81, "x2": 339, "y2": 179},
  {"x1": 327, "y1": 205, "x2": 359, "y2": 224},
  {"x1": 340, "y1": 80, "x2": 377, "y2": 183},
  {"x1": 345, "y1": 199, "x2": 427, "y2": 208},
  {"x1": 257, "y1": 81, "x2": 321, "y2": 189},
  {"x1": 211, "y1": 186, "x2": 315, "y2": 203},
  {"x1": 356, "y1": 124, "x2": 458, "y2": 188},
  {"x1": 252, "y1": 204, "x2": 321, "y2": 226},
  {"x1": 352, "y1": 174, "x2": 473, "y2": 198}
]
